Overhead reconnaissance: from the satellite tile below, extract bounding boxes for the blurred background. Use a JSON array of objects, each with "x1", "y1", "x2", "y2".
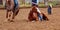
[{"x1": 0, "y1": 0, "x2": 60, "y2": 8}]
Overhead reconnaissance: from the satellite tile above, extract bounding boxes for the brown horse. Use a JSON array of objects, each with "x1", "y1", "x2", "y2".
[
  {"x1": 28, "y1": 6, "x2": 39, "y2": 21},
  {"x1": 28, "y1": 6, "x2": 49, "y2": 22},
  {"x1": 6, "y1": 0, "x2": 19, "y2": 22}
]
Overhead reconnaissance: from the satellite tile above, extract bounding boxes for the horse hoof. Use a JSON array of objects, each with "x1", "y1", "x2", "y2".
[
  {"x1": 10, "y1": 20, "x2": 14, "y2": 22},
  {"x1": 32, "y1": 21, "x2": 35, "y2": 22},
  {"x1": 9, "y1": 15, "x2": 11, "y2": 17},
  {"x1": 8, "y1": 19, "x2": 10, "y2": 21},
  {"x1": 8, "y1": 19, "x2": 14, "y2": 22}
]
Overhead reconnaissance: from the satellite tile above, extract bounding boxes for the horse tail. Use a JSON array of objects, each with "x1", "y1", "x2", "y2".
[{"x1": 42, "y1": 13, "x2": 49, "y2": 20}]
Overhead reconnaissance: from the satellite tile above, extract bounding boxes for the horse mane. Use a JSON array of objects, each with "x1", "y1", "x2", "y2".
[{"x1": 32, "y1": 6, "x2": 38, "y2": 13}]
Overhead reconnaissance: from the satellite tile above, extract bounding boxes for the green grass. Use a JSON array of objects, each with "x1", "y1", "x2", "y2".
[
  {"x1": 48, "y1": 1, "x2": 57, "y2": 6},
  {"x1": 0, "y1": 1, "x2": 58, "y2": 8},
  {"x1": 0, "y1": 5, "x2": 4, "y2": 8},
  {"x1": 38, "y1": 3, "x2": 45, "y2": 7}
]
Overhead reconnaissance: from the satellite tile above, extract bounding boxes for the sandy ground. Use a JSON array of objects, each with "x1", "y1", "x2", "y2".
[{"x1": 0, "y1": 8, "x2": 60, "y2": 30}]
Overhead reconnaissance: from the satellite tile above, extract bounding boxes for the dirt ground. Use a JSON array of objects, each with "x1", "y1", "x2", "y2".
[{"x1": 0, "y1": 8, "x2": 60, "y2": 30}]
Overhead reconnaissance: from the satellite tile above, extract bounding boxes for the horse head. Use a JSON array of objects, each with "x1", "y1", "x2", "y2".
[{"x1": 32, "y1": 6, "x2": 38, "y2": 13}]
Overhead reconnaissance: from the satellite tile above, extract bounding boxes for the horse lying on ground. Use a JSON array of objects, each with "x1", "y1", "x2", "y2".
[
  {"x1": 28, "y1": 10, "x2": 38, "y2": 21},
  {"x1": 28, "y1": 6, "x2": 39, "y2": 21},
  {"x1": 6, "y1": 0, "x2": 19, "y2": 22},
  {"x1": 28, "y1": 6, "x2": 49, "y2": 22}
]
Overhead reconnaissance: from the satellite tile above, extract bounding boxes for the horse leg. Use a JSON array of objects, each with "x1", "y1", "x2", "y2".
[
  {"x1": 35, "y1": 14, "x2": 39, "y2": 21},
  {"x1": 14, "y1": 9, "x2": 19, "y2": 16},
  {"x1": 12, "y1": 9, "x2": 19, "y2": 19},
  {"x1": 6, "y1": 10, "x2": 8, "y2": 18},
  {"x1": 5, "y1": 10, "x2": 9, "y2": 22},
  {"x1": 7, "y1": 11, "x2": 11, "y2": 21},
  {"x1": 33, "y1": 13, "x2": 38, "y2": 21},
  {"x1": 12, "y1": 12, "x2": 15, "y2": 20},
  {"x1": 9, "y1": 11, "x2": 12, "y2": 17},
  {"x1": 7, "y1": 11, "x2": 14, "y2": 22},
  {"x1": 6, "y1": 10, "x2": 11, "y2": 19}
]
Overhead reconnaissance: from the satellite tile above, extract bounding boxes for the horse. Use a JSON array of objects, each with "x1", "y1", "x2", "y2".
[
  {"x1": 28, "y1": 6, "x2": 49, "y2": 22},
  {"x1": 28, "y1": 6, "x2": 39, "y2": 21},
  {"x1": 5, "y1": 0, "x2": 19, "y2": 22}
]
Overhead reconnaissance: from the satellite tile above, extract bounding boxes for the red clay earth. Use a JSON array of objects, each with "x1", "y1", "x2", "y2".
[{"x1": 0, "y1": 8, "x2": 60, "y2": 30}]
